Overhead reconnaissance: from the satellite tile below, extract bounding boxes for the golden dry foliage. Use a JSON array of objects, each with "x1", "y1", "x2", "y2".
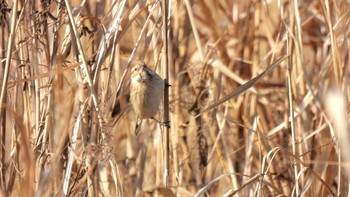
[{"x1": 0, "y1": 0, "x2": 349, "y2": 196}]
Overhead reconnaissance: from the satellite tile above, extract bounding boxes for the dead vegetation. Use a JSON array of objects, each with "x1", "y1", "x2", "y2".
[{"x1": 0, "y1": 0, "x2": 349, "y2": 196}]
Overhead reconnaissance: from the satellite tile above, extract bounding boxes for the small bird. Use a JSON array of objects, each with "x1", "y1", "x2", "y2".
[{"x1": 130, "y1": 63, "x2": 165, "y2": 135}]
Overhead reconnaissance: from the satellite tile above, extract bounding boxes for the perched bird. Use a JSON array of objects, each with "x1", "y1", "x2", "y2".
[{"x1": 130, "y1": 63, "x2": 165, "y2": 135}]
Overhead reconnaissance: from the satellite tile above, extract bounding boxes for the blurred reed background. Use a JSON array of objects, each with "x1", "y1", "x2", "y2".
[{"x1": 0, "y1": 0, "x2": 349, "y2": 196}]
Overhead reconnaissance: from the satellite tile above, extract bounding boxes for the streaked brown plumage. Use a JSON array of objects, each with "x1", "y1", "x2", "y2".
[{"x1": 130, "y1": 63, "x2": 164, "y2": 135}]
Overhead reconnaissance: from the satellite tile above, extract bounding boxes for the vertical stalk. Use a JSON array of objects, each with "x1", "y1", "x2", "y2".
[
  {"x1": 161, "y1": 0, "x2": 170, "y2": 188},
  {"x1": 0, "y1": 1, "x2": 18, "y2": 194},
  {"x1": 0, "y1": 6, "x2": 6, "y2": 197},
  {"x1": 0, "y1": 0, "x2": 18, "y2": 124},
  {"x1": 287, "y1": 36, "x2": 298, "y2": 196}
]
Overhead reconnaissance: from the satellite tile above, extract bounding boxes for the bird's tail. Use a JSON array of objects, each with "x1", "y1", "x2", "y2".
[{"x1": 134, "y1": 118, "x2": 143, "y2": 136}]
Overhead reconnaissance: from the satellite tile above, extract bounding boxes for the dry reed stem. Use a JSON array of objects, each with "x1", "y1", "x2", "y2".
[{"x1": 0, "y1": 0, "x2": 349, "y2": 196}]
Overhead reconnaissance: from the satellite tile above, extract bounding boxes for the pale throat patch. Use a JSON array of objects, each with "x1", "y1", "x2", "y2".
[{"x1": 131, "y1": 72, "x2": 142, "y2": 83}]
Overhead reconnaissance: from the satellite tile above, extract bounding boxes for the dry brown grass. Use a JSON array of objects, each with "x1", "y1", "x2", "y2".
[{"x1": 0, "y1": 0, "x2": 349, "y2": 196}]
